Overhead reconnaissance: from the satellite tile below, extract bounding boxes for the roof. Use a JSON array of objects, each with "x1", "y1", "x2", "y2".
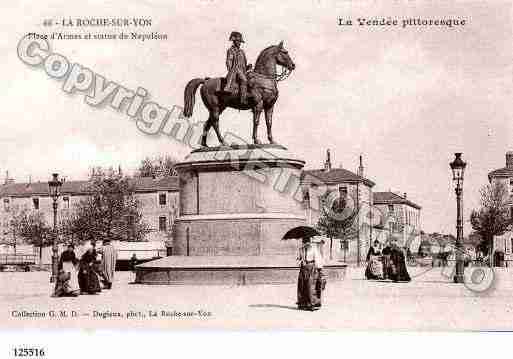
[
  {"x1": 373, "y1": 191, "x2": 421, "y2": 210},
  {"x1": 301, "y1": 168, "x2": 375, "y2": 187},
  {"x1": 488, "y1": 167, "x2": 513, "y2": 182},
  {"x1": 0, "y1": 176, "x2": 179, "y2": 197}
]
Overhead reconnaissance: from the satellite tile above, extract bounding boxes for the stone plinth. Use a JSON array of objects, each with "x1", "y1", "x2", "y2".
[
  {"x1": 173, "y1": 144, "x2": 306, "y2": 257},
  {"x1": 135, "y1": 144, "x2": 347, "y2": 285},
  {"x1": 135, "y1": 255, "x2": 347, "y2": 285}
]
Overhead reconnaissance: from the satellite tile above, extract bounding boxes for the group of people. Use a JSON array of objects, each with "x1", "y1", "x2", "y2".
[
  {"x1": 365, "y1": 238, "x2": 411, "y2": 282},
  {"x1": 296, "y1": 236, "x2": 326, "y2": 311},
  {"x1": 53, "y1": 239, "x2": 118, "y2": 297}
]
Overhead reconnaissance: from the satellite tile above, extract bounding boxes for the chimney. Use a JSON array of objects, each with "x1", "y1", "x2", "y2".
[
  {"x1": 4, "y1": 170, "x2": 14, "y2": 185},
  {"x1": 324, "y1": 149, "x2": 332, "y2": 171},
  {"x1": 506, "y1": 151, "x2": 513, "y2": 168},
  {"x1": 403, "y1": 192, "x2": 407, "y2": 199},
  {"x1": 357, "y1": 155, "x2": 364, "y2": 177}
]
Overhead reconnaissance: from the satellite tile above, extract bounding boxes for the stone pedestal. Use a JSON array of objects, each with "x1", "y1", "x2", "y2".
[
  {"x1": 174, "y1": 144, "x2": 306, "y2": 257},
  {"x1": 135, "y1": 144, "x2": 347, "y2": 285}
]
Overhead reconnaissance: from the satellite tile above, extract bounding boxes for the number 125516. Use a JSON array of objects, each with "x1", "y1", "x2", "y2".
[{"x1": 13, "y1": 348, "x2": 45, "y2": 357}]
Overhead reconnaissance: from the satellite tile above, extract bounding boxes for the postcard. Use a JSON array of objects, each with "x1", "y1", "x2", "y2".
[{"x1": 1, "y1": 1, "x2": 513, "y2": 349}]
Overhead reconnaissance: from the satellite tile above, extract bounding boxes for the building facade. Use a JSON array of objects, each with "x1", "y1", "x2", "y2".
[
  {"x1": 372, "y1": 191, "x2": 422, "y2": 248},
  {"x1": 0, "y1": 175, "x2": 179, "y2": 247},
  {"x1": 301, "y1": 151, "x2": 379, "y2": 264},
  {"x1": 487, "y1": 151, "x2": 513, "y2": 264}
]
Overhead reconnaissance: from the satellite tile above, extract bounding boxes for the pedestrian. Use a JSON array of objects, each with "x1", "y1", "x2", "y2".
[
  {"x1": 78, "y1": 245, "x2": 102, "y2": 295},
  {"x1": 365, "y1": 240, "x2": 383, "y2": 280},
  {"x1": 297, "y1": 236, "x2": 323, "y2": 311},
  {"x1": 381, "y1": 240, "x2": 392, "y2": 280},
  {"x1": 52, "y1": 243, "x2": 79, "y2": 297},
  {"x1": 312, "y1": 237, "x2": 326, "y2": 306},
  {"x1": 130, "y1": 253, "x2": 138, "y2": 272},
  {"x1": 389, "y1": 238, "x2": 411, "y2": 282},
  {"x1": 98, "y1": 238, "x2": 117, "y2": 289}
]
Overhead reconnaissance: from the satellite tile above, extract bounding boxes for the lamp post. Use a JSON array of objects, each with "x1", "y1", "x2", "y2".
[
  {"x1": 450, "y1": 153, "x2": 467, "y2": 284},
  {"x1": 48, "y1": 173, "x2": 63, "y2": 283}
]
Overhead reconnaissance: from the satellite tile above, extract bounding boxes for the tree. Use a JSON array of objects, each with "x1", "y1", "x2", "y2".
[
  {"x1": 11, "y1": 208, "x2": 52, "y2": 260},
  {"x1": 316, "y1": 192, "x2": 358, "y2": 260},
  {"x1": 62, "y1": 170, "x2": 149, "y2": 244},
  {"x1": 470, "y1": 181, "x2": 512, "y2": 265},
  {"x1": 137, "y1": 155, "x2": 178, "y2": 177}
]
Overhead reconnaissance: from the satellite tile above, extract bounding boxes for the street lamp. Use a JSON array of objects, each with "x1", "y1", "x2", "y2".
[
  {"x1": 450, "y1": 153, "x2": 467, "y2": 283},
  {"x1": 48, "y1": 173, "x2": 63, "y2": 283}
]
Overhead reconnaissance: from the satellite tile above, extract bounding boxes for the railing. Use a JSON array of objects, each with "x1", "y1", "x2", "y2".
[
  {"x1": 0, "y1": 254, "x2": 36, "y2": 265},
  {"x1": 116, "y1": 249, "x2": 167, "y2": 260}
]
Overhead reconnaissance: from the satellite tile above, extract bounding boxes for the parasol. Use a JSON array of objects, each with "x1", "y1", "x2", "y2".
[{"x1": 282, "y1": 226, "x2": 320, "y2": 240}]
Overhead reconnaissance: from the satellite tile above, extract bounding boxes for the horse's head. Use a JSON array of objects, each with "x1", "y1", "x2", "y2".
[{"x1": 274, "y1": 41, "x2": 295, "y2": 71}]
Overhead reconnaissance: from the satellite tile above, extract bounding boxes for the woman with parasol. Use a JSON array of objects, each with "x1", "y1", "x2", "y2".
[{"x1": 284, "y1": 226, "x2": 325, "y2": 311}]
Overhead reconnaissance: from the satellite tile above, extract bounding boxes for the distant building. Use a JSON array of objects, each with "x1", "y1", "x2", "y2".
[
  {"x1": 373, "y1": 191, "x2": 422, "y2": 247},
  {"x1": 487, "y1": 151, "x2": 513, "y2": 264},
  {"x1": 301, "y1": 151, "x2": 377, "y2": 264},
  {"x1": 0, "y1": 175, "x2": 179, "y2": 247}
]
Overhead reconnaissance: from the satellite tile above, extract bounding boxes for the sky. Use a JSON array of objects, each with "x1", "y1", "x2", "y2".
[{"x1": 1, "y1": 0, "x2": 512, "y2": 234}]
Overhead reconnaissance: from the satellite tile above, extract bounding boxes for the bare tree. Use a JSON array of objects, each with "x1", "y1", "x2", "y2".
[
  {"x1": 137, "y1": 155, "x2": 178, "y2": 177},
  {"x1": 470, "y1": 181, "x2": 512, "y2": 266},
  {"x1": 11, "y1": 208, "x2": 51, "y2": 260},
  {"x1": 316, "y1": 192, "x2": 358, "y2": 260},
  {"x1": 62, "y1": 169, "x2": 149, "y2": 244}
]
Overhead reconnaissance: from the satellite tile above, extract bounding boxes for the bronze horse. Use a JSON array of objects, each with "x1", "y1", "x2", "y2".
[{"x1": 183, "y1": 41, "x2": 295, "y2": 147}]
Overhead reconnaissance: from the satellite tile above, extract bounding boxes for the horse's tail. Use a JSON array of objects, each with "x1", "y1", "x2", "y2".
[{"x1": 183, "y1": 78, "x2": 205, "y2": 117}]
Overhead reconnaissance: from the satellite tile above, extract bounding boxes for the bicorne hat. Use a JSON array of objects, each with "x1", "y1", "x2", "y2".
[{"x1": 229, "y1": 31, "x2": 244, "y2": 42}]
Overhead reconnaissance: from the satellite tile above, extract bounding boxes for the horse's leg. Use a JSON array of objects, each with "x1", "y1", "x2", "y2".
[
  {"x1": 200, "y1": 117, "x2": 212, "y2": 147},
  {"x1": 252, "y1": 98, "x2": 264, "y2": 145},
  {"x1": 211, "y1": 107, "x2": 226, "y2": 146},
  {"x1": 265, "y1": 105, "x2": 275, "y2": 144},
  {"x1": 201, "y1": 79, "x2": 225, "y2": 146}
]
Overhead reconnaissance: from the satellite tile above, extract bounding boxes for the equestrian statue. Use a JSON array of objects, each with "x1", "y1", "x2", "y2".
[{"x1": 183, "y1": 31, "x2": 296, "y2": 147}]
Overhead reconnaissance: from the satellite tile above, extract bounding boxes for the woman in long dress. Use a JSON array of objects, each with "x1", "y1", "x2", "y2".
[
  {"x1": 53, "y1": 244, "x2": 80, "y2": 297},
  {"x1": 297, "y1": 237, "x2": 323, "y2": 311},
  {"x1": 365, "y1": 240, "x2": 383, "y2": 280},
  {"x1": 389, "y1": 239, "x2": 411, "y2": 282},
  {"x1": 78, "y1": 246, "x2": 102, "y2": 294}
]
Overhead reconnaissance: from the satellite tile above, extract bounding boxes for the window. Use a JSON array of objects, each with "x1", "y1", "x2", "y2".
[
  {"x1": 158, "y1": 216, "x2": 167, "y2": 231},
  {"x1": 339, "y1": 186, "x2": 348, "y2": 196},
  {"x1": 3, "y1": 198, "x2": 10, "y2": 212},
  {"x1": 32, "y1": 197, "x2": 39, "y2": 210},
  {"x1": 388, "y1": 204, "x2": 394, "y2": 213},
  {"x1": 159, "y1": 193, "x2": 167, "y2": 206},
  {"x1": 63, "y1": 196, "x2": 70, "y2": 209},
  {"x1": 510, "y1": 179, "x2": 513, "y2": 194}
]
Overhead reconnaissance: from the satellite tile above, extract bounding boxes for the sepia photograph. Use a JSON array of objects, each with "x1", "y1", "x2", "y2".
[{"x1": 1, "y1": 0, "x2": 513, "y2": 357}]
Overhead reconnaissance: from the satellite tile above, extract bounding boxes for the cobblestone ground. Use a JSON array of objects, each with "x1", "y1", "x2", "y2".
[{"x1": 1, "y1": 266, "x2": 512, "y2": 331}]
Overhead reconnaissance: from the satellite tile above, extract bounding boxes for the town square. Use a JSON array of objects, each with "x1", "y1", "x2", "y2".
[{"x1": 2, "y1": 4, "x2": 513, "y2": 353}]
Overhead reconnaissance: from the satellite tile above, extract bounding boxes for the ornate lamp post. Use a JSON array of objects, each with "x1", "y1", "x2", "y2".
[
  {"x1": 450, "y1": 153, "x2": 467, "y2": 283},
  {"x1": 48, "y1": 173, "x2": 63, "y2": 283}
]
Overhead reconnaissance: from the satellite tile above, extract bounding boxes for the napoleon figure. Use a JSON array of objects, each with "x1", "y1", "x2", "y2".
[{"x1": 224, "y1": 31, "x2": 250, "y2": 104}]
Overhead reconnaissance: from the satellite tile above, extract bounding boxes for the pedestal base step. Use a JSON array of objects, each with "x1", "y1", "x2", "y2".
[{"x1": 134, "y1": 255, "x2": 347, "y2": 285}]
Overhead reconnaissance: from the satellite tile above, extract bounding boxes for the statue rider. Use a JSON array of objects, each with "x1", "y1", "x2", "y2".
[{"x1": 224, "y1": 31, "x2": 250, "y2": 105}]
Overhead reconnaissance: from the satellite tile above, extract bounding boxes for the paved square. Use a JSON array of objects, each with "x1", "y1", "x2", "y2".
[{"x1": 1, "y1": 267, "x2": 512, "y2": 330}]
